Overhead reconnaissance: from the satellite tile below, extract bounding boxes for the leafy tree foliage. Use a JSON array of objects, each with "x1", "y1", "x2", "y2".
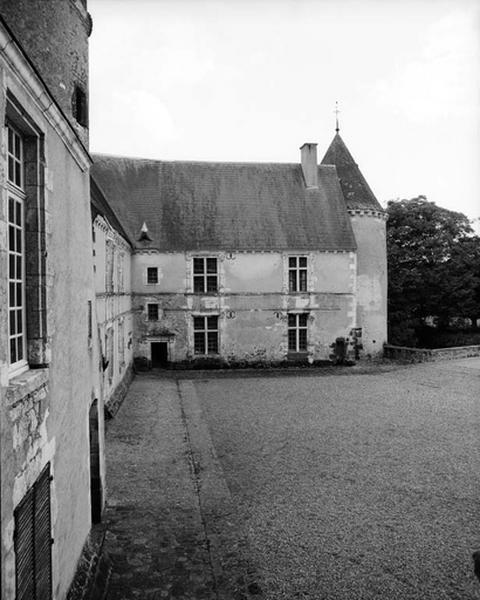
[{"x1": 387, "y1": 196, "x2": 480, "y2": 345}]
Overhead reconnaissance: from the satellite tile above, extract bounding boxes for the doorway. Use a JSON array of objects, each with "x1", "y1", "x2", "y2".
[
  {"x1": 89, "y1": 400, "x2": 102, "y2": 524},
  {"x1": 151, "y1": 342, "x2": 169, "y2": 367}
]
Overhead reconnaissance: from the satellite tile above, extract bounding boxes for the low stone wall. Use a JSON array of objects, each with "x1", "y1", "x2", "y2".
[
  {"x1": 104, "y1": 364, "x2": 134, "y2": 419},
  {"x1": 384, "y1": 344, "x2": 480, "y2": 363}
]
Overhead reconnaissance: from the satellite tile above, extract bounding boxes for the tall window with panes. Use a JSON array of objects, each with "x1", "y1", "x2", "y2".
[
  {"x1": 193, "y1": 316, "x2": 219, "y2": 354},
  {"x1": 288, "y1": 256, "x2": 307, "y2": 292},
  {"x1": 7, "y1": 125, "x2": 27, "y2": 373},
  {"x1": 288, "y1": 313, "x2": 308, "y2": 352},
  {"x1": 193, "y1": 257, "x2": 218, "y2": 293}
]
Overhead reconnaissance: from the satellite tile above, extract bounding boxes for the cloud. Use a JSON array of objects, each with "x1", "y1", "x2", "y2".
[
  {"x1": 90, "y1": 90, "x2": 176, "y2": 157},
  {"x1": 373, "y1": 9, "x2": 480, "y2": 122}
]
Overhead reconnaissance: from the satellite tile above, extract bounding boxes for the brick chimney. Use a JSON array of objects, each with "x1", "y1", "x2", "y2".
[{"x1": 300, "y1": 143, "x2": 318, "y2": 188}]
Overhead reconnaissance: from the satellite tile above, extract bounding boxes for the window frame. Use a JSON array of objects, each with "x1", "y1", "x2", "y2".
[
  {"x1": 288, "y1": 256, "x2": 308, "y2": 293},
  {"x1": 147, "y1": 303, "x2": 159, "y2": 321},
  {"x1": 287, "y1": 312, "x2": 309, "y2": 352},
  {"x1": 193, "y1": 257, "x2": 218, "y2": 294},
  {"x1": 193, "y1": 315, "x2": 219, "y2": 355},
  {"x1": 7, "y1": 124, "x2": 28, "y2": 376},
  {"x1": 146, "y1": 267, "x2": 158, "y2": 285}
]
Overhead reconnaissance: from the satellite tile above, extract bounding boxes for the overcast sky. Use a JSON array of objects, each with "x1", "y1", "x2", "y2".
[{"x1": 89, "y1": 0, "x2": 480, "y2": 224}]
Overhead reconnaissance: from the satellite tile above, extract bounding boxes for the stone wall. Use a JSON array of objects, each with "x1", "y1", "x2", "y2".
[
  {"x1": 384, "y1": 344, "x2": 480, "y2": 363},
  {"x1": 0, "y1": 0, "x2": 91, "y2": 147}
]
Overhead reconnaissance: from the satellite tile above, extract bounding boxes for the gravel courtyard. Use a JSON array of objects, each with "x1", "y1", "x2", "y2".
[{"x1": 195, "y1": 359, "x2": 480, "y2": 599}]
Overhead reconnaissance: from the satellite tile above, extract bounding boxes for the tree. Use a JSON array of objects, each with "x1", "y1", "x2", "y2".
[{"x1": 386, "y1": 196, "x2": 480, "y2": 345}]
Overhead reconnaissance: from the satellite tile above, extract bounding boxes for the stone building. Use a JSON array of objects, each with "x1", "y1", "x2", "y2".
[
  {"x1": 91, "y1": 177, "x2": 134, "y2": 415},
  {"x1": 0, "y1": 2, "x2": 111, "y2": 598},
  {"x1": 92, "y1": 137, "x2": 387, "y2": 367}
]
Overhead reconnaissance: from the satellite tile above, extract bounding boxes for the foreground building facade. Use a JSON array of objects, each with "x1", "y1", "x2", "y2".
[{"x1": 0, "y1": 2, "x2": 110, "y2": 598}]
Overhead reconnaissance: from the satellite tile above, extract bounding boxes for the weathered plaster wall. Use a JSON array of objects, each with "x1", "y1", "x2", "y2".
[
  {"x1": 349, "y1": 212, "x2": 387, "y2": 356},
  {"x1": 132, "y1": 250, "x2": 356, "y2": 364},
  {"x1": 0, "y1": 49, "x2": 99, "y2": 600}
]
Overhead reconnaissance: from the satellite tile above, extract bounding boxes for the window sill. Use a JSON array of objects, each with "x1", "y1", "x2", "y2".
[{"x1": 6, "y1": 367, "x2": 49, "y2": 406}]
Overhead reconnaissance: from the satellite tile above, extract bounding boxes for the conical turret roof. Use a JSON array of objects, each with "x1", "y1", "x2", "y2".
[{"x1": 321, "y1": 133, "x2": 383, "y2": 212}]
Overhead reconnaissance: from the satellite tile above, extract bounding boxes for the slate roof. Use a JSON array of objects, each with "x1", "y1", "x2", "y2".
[
  {"x1": 321, "y1": 133, "x2": 383, "y2": 212},
  {"x1": 91, "y1": 154, "x2": 357, "y2": 252},
  {"x1": 90, "y1": 176, "x2": 131, "y2": 245}
]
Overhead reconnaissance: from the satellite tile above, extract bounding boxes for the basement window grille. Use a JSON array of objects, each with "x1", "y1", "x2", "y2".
[{"x1": 147, "y1": 303, "x2": 159, "y2": 321}]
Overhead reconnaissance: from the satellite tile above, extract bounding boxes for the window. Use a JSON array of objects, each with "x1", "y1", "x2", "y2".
[
  {"x1": 72, "y1": 85, "x2": 88, "y2": 127},
  {"x1": 14, "y1": 463, "x2": 52, "y2": 600},
  {"x1": 288, "y1": 256, "x2": 307, "y2": 292},
  {"x1": 288, "y1": 313, "x2": 308, "y2": 352},
  {"x1": 105, "y1": 328, "x2": 114, "y2": 383},
  {"x1": 118, "y1": 320, "x2": 125, "y2": 371},
  {"x1": 193, "y1": 315, "x2": 219, "y2": 354},
  {"x1": 105, "y1": 239, "x2": 114, "y2": 293},
  {"x1": 193, "y1": 257, "x2": 217, "y2": 293},
  {"x1": 147, "y1": 303, "x2": 159, "y2": 321},
  {"x1": 87, "y1": 301, "x2": 93, "y2": 340},
  {"x1": 7, "y1": 125, "x2": 27, "y2": 372},
  {"x1": 146, "y1": 267, "x2": 158, "y2": 284}
]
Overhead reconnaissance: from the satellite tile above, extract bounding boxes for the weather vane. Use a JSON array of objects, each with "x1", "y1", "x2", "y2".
[{"x1": 334, "y1": 101, "x2": 340, "y2": 133}]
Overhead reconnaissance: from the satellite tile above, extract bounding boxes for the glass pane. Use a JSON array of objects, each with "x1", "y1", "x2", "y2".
[
  {"x1": 15, "y1": 161, "x2": 21, "y2": 186},
  {"x1": 207, "y1": 316, "x2": 218, "y2": 330},
  {"x1": 193, "y1": 258, "x2": 204, "y2": 274},
  {"x1": 193, "y1": 276, "x2": 204, "y2": 293},
  {"x1": 17, "y1": 310, "x2": 22, "y2": 334},
  {"x1": 206, "y1": 258, "x2": 217, "y2": 273},
  {"x1": 194, "y1": 332, "x2": 205, "y2": 354},
  {"x1": 9, "y1": 282, "x2": 15, "y2": 307},
  {"x1": 14, "y1": 133, "x2": 20, "y2": 158},
  {"x1": 16, "y1": 200, "x2": 22, "y2": 225},
  {"x1": 17, "y1": 337, "x2": 23, "y2": 360},
  {"x1": 8, "y1": 157, "x2": 13, "y2": 182},
  {"x1": 289, "y1": 271, "x2": 297, "y2": 292},
  {"x1": 299, "y1": 314, "x2": 308, "y2": 327},
  {"x1": 206, "y1": 276, "x2": 217, "y2": 292},
  {"x1": 288, "y1": 330, "x2": 297, "y2": 351},
  {"x1": 9, "y1": 310, "x2": 16, "y2": 335},
  {"x1": 207, "y1": 332, "x2": 218, "y2": 353},
  {"x1": 288, "y1": 314, "x2": 296, "y2": 327},
  {"x1": 9, "y1": 254, "x2": 15, "y2": 278},
  {"x1": 10, "y1": 337, "x2": 16, "y2": 364},
  {"x1": 16, "y1": 256, "x2": 21, "y2": 278},
  {"x1": 289, "y1": 257, "x2": 296, "y2": 268},
  {"x1": 16, "y1": 228, "x2": 22, "y2": 253},
  {"x1": 299, "y1": 329, "x2": 307, "y2": 350},
  {"x1": 8, "y1": 127, "x2": 13, "y2": 152},
  {"x1": 299, "y1": 270, "x2": 307, "y2": 291},
  {"x1": 193, "y1": 316, "x2": 204, "y2": 331},
  {"x1": 299, "y1": 257, "x2": 307, "y2": 267},
  {"x1": 16, "y1": 283, "x2": 22, "y2": 307},
  {"x1": 8, "y1": 196, "x2": 14, "y2": 221},
  {"x1": 9, "y1": 226, "x2": 15, "y2": 251}
]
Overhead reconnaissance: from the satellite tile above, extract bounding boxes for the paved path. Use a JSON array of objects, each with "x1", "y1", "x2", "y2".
[
  {"x1": 103, "y1": 378, "x2": 261, "y2": 599},
  {"x1": 103, "y1": 358, "x2": 480, "y2": 599}
]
